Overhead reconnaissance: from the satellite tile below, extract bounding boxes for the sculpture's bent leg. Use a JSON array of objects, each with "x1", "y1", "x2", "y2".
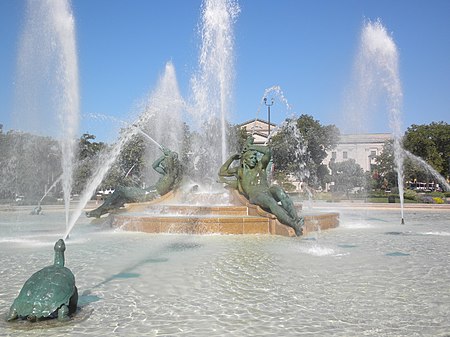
[
  {"x1": 7, "y1": 306, "x2": 18, "y2": 321},
  {"x1": 251, "y1": 192, "x2": 303, "y2": 236},
  {"x1": 86, "y1": 187, "x2": 133, "y2": 218},
  {"x1": 57, "y1": 305, "x2": 69, "y2": 321},
  {"x1": 69, "y1": 287, "x2": 78, "y2": 314},
  {"x1": 269, "y1": 186, "x2": 299, "y2": 221}
]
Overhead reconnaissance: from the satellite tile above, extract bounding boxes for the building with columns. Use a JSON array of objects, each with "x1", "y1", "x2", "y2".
[
  {"x1": 239, "y1": 119, "x2": 392, "y2": 173},
  {"x1": 322, "y1": 133, "x2": 392, "y2": 172}
]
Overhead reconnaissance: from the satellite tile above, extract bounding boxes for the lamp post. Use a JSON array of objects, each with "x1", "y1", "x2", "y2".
[{"x1": 264, "y1": 97, "x2": 274, "y2": 142}]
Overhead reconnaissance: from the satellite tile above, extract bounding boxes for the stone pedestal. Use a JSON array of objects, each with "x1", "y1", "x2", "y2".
[{"x1": 107, "y1": 190, "x2": 339, "y2": 237}]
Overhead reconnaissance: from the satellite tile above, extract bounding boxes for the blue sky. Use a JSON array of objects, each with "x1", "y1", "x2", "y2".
[{"x1": 1, "y1": 0, "x2": 449, "y2": 142}]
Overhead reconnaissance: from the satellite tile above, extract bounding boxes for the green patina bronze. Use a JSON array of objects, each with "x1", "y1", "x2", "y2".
[
  {"x1": 7, "y1": 239, "x2": 78, "y2": 322},
  {"x1": 219, "y1": 136, "x2": 304, "y2": 236},
  {"x1": 86, "y1": 148, "x2": 182, "y2": 218}
]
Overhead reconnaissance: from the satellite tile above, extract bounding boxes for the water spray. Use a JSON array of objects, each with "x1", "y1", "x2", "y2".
[
  {"x1": 132, "y1": 124, "x2": 164, "y2": 152},
  {"x1": 39, "y1": 174, "x2": 63, "y2": 205}
]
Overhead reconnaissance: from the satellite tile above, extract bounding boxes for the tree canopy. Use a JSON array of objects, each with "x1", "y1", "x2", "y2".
[
  {"x1": 402, "y1": 121, "x2": 449, "y2": 177},
  {"x1": 374, "y1": 121, "x2": 450, "y2": 191},
  {"x1": 329, "y1": 158, "x2": 366, "y2": 196},
  {"x1": 271, "y1": 114, "x2": 340, "y2": 188}
]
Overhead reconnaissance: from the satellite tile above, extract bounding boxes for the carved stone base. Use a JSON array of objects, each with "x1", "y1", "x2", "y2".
[{"x1": 106, "y1": 190, "x2": 339, "y2": 237}]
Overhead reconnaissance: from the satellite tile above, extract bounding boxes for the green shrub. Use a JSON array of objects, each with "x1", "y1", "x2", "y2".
[
  {"x1": 417, "y1": 195, "x2": 434, "y2": 204},
  {"x1": 430, "y1": 191, "x2": 445, "y2": 198},
  {"x1": 403, "y1": 189, "x2": 417, "y2": 201}
]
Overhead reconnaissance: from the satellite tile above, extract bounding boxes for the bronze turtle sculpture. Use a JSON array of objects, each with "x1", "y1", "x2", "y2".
[{"x1": 7, "y1": 239, "x2": 78, "y2": 322}]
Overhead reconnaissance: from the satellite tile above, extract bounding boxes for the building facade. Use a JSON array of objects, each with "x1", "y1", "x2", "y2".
[
  {"x1": 238, "y1": 118, "x2": 276, "y2": 144},
  {"x1": 322, "y1": 133, "x2": 392, "y2": 172},
  {"x1": 239, "y1": 119, "x2": 392, "y2": 173}
]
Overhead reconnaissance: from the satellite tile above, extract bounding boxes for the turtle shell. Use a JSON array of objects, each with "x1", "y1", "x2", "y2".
[{"x1": 11, "y1": 265, "x2": 76, "y2": 318}]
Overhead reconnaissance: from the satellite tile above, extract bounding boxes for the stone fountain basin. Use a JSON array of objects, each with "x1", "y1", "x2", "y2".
[{"x1": 109, "y1": 202, "x2": 339, "y2": 237}]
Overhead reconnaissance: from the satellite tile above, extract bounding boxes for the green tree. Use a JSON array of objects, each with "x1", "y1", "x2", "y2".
[
  {"x1": 329, "y1": 159, "x2": 365, "y2": 197},
  {"x1": 296, "y1": 114, "x2": 340, "y2": 188},
  {"x1": 72, "y1": 133, "x2": 106, "y2": 194},
  {"x1": 228, "y1": 123, "x2": 248, "y2": 155},
  {"x1": 78, "y1": 133, "x2": 104, "y2": 160},
  {"x1": 374, "y1": 137, "x2": 445, "y2": 192},
  {"x1": 101, "y1": 133, "x2": 146, "y2": 189},
  {"x1": 271, "y1": 114, "x2": 340, "y2": 188},
  {"x1": 272, "y1": 118, "x2": 309, "y2": 182},
  {"x1": 373, "y1": 140, "x2": 397, "y2": 190},
  {"x1": 0, "y1": 130, "x2": 60, "y2": 201},
  {"x1": 402, "y1": 121, "x2": 450, "y2": 178},
  {"x1": 119, "y1": 133, "x2": 145, "y2": 185}
]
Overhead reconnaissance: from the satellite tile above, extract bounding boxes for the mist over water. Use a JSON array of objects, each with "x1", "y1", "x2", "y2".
[
  {"x1": 138, "y1": 62, "x2": 185, "y2": 183},
  {"x1": 14, "y1": 0, "x2": 80, "y2": 228}
]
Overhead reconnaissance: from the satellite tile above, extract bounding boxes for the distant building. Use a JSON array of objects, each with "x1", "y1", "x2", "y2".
[
  {"x1": 238, "y1": 118, "x2": 277, "y2": 144},
  {"x1": 323, "y1": 133, "x2": 392, "y2": 172},
  {"x1": 238, "y1": 119, "x2": 392, "y2": 192}
]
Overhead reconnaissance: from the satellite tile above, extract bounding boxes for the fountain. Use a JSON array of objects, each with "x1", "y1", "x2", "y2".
[
  {"x1": 189, "y1": 0, "x2": 240, "y2": 181},
  {"x1": 14, "y1": 0, "x2": 80, "y2": 230},
  {"x1": 2, "y1": 1, "x2": 449, "y2": 335},
  {"x1": 344, "y1": 19, "x2": 406, "y2": 223}
]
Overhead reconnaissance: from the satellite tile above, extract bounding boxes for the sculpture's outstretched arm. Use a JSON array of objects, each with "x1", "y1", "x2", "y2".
[
  {"x1": 218, "y1": 153, "x2": 240, "y2": 177},
  {"x1": 152, "y1": 154, "x2": 166, "y2": 175},
  {"x1": 218, "y1": 153, "x2": 240, "y2": 189}
]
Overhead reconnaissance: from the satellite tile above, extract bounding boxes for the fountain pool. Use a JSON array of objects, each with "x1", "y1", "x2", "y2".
[{"x1": 1, "y1": 204, "x2": 449, "y2": 336}]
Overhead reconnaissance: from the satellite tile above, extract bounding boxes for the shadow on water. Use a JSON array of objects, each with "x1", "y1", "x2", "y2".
[
  {"x1": 91, "y1": 256, "x2": 169, "y2": 289},
  {"x1": 337, "y1": 244, "x2": 358, "y2": 248},
  {"x1": 386, "y1": 251, "x2": 410, "y2": 256},
  {"x1": 385, "y1": 231, "x2": 407, "y2": 236},
  {"x1": 163, "y1": 242, "x2": 203, "y2": 252},
  {"x1": 90, "y1": 239, "x2": 203, "y2": 289},
  {"x1": 367, "y1": 217, "x2": 389, "y2": 222}
]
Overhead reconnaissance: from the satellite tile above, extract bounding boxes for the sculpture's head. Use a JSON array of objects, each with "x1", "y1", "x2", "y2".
[
  {"x1": 242, "y1": 150, "x2": 258, "y2": 168},
  {"x1": 54, "y1": 239, "x2": 66, "y2": 267},
  {"x1": 54, "y1": 239, "x2": 66, "y2": 253}
]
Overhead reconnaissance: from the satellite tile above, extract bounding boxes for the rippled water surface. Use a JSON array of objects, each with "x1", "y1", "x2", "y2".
[{"x1": 0, "y1": 205, "x2": 449, "y2": 336}]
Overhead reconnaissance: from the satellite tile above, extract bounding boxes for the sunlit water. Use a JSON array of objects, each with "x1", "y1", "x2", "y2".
[{"x1": 1, "y1": 204, "x2": 449, "y2": 336}]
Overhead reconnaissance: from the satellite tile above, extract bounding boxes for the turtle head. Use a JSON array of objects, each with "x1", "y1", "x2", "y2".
[{"x1": 54, "y1": 239, "x2": 66, "y2": 267}]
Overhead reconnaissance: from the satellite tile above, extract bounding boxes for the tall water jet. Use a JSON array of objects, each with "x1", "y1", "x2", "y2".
[
  {"x1": 64, "y1": 127, "x2": 138, "y2": 240},
  {"x1": 14, "y1": 0, "x2": 80, "y2": 228},
  {"x1": 138, "y1": 62, "x2": 185, "y2": 184},
  {"x1": 190, "y1": 0, "x2": 240, "y2": 180},
  {"x1": 345, "y1": 19, "x2": 405, "y2": 222}
]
